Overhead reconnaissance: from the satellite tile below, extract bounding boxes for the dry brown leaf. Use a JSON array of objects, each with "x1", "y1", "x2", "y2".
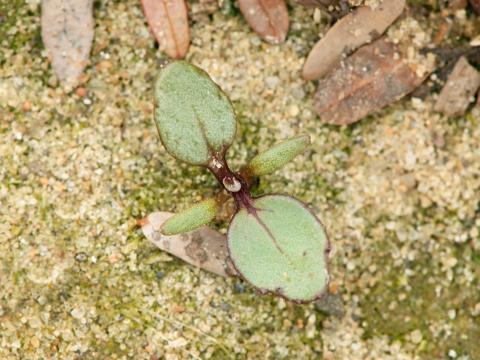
[
  {"x1": 141, "y1": 212, "x2": 231, "y2": 277},
  {"x1": 302, "y1": 0, "x2": 405, "y2": 80},
  {"x1": 434, "y1": 57, "x2": 480, "y2": 116},
  {"x1": 141, "y1": 0, "x2": 190, "y2": 59},
  {"x1": 238, "y1": 0, "x2": 289, "y2": 44},
  {"x1": 314, "y1": 38, "x2": 427, "y2": 125},
  {"x1": 41, "y1": 0, "x2": 94, "y2": 90}
]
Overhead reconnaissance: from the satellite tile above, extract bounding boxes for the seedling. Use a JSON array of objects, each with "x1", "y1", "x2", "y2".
[{"x1": 153, "y1": 61, "x2": 330, "y2": 302}]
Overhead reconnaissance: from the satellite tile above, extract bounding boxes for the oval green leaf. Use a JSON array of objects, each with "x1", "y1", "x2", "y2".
[
  {"x1": 161, "y1": 198, "x2": 219, "y2": 235},
  {"x1": 227, "y1": 195, "x2": 329, "y2": 302},
  {"x1": 246, "y1": 135, "x2": 310, "y2": 177},
  {"x1": 154, "y1": 61, "x2": 237, "y2": 165}
]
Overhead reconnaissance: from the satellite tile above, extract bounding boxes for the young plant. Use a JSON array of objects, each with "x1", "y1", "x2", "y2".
[{"x1": 153, "y1": 61, "x2": 330, "y2": 302}]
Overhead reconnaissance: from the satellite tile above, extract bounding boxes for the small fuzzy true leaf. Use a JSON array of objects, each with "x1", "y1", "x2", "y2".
[
  {"x1": 154, "y1": 61, "x2": 236, "y2": 165},
  {"x1": 246, "y1": 135, "x2": 310, "y2": 176},
  {"x1": 161, "y1": 198, "x2": 219, "y2": 235},
  {"x1": 227, "y1": 195, "x2": 329, "y2": 302}
]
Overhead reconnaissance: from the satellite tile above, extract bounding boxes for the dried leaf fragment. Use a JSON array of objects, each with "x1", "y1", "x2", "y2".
[
  {"x1": 141, "y1": 0, "x2": 190, "y2": 59},
  {"x1": 142, "y1": 212, "x2": 230, "y2": 277},
  {"x1": 303, "y1": 0, "x2": 405, "y2": 80},
  {"x1": 434, "y1": 57, "x2": 480, "y2": 117},
  {"x1": 41, "y1": 0, "x2": 94, "y2": 90},
  {"x1": 449, "y1": 0, "x2": 467, "y2": 10},
  {"x1": 238, "y1": 0, "x2": 289, "y2": 44},
  {"x1": 314, "y1": 38, "x2": 427, "y2": 125},
  {"x1": 470, "y1": 0, "x2": 480, "y2": 14}
]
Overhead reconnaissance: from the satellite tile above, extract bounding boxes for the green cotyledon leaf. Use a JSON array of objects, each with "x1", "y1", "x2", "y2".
[
  {"x1": 227, "y1": 195, "x2": 329, "y2": 302},
  {"x1": 154, "y1": 61, "x2": 237, "y2": 165},
  {"x1": 161, "y1": 198, "x2": 220, "y2": 235},
  {"x1": 246, "y1": 135, "x2": 310, "y2": 176}
]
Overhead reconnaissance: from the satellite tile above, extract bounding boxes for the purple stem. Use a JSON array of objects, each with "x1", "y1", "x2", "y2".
[{"x1": 207, "y1": 149, "x2": 257, "y2": 214}]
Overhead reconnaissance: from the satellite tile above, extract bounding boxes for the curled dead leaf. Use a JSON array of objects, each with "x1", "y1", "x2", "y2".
[
  {"x1": 238, "y1": 0, "x2": 289, "y2": 44},
  {"x1": 314, "y1": 38, "x2": 428, "y2": 125},
  {"x1": 41, "y1": 0, "x2": 94, "y2": 90},
  {"x1": 303, "y1": 0, "x2": 405, "y2": 80},
  {"x1": 141, "y1": 212, "x2": 231, "y2": 277},
  {"x1": 141, "y1": 0, "x2": 190, "y2": 59}
]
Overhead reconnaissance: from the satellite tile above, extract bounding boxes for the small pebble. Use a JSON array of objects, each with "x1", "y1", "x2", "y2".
[
  {"x1": 448, "y1": 309, "x2": 456, "y2": 320},
  {"x1": 265, "y1": 76, "x2": 280, "y2": 89},
  {"x1": 448, "y1": 349, "x2": 457, "y2": 358},
  {"x1": 219, "y1": 301, "x2": 232, "y2": 311},
  {"x1": 288, "y1": 104, "x2": 299, "y2": 117},
  {"x1": 75, "y1": 252, "x2": 88, "y2": 262},
  {"x1": 410, "y1": 329, "x2": 423, "y2": 344},
  {"x1": 234, "y1": 282, "x2": 246, "y2": 293},
  {"x1": 76, "y1": 87, "x2": 87, "y2": 97}
]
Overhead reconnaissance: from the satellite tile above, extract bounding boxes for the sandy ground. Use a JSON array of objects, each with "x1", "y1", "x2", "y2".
[{"x1": 1, "y1": 0, "x2": 479, "y2": 359}]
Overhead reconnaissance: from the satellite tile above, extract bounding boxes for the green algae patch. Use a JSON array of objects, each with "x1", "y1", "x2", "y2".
[
  {"x1": 0, "y1": 0, "x2": 42, "y2": 65},
  {"x1": 360, "y1": 248, "x2": 480, "y2": 359}
]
